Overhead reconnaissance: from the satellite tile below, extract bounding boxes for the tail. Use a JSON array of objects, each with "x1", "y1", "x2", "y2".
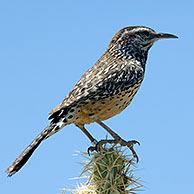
[{"x1": 5, "y1": 123, "x2": 59, "y2": 177}]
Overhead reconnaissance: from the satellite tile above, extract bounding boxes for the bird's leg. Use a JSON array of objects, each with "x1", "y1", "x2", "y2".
[
  {"x1": 88, "y1": 119, "x2": 140, "y2": 162},
  {"x1": 95, "y1": 118, "x2": 122, "y2": 140},
  {"x1": 75, "y1": 124, "x2": 98, "y2": 146}
]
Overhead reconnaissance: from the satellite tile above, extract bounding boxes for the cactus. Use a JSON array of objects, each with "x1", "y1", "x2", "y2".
[{"x1": 63, "y1": 143, "x2": 142, "y2": 194}]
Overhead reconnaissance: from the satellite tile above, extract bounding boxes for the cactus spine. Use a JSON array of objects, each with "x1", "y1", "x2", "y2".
[{"x1": 64, "y1": 144, "x2": 142, "y2": 194}]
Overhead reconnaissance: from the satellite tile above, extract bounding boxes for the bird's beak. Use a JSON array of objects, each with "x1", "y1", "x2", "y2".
[{"x1": 153, "y1": 33, "x2": 178, "y2": 41}]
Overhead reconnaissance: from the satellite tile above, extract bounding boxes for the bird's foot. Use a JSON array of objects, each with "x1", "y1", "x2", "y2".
[
  {"x1": 91, "y1": 139, "x2": 98, "y2": 146},
  {"x1": 88, "y1": 138, "x2": 140, "y2": 162},
  {"x1": 119, "y1": 139, "x2": 140, "y2": 162}
]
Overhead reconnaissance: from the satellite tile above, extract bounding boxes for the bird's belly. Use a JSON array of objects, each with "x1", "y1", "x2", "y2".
[{"x1": 75, "y1": 85, "x2": 140, "y2": 124}]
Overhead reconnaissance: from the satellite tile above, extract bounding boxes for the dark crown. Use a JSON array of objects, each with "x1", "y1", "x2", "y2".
[
  {"x1": 106, "y1": 26, "x2": 178, "y2": 67},
  {"x1": 109, "y1": 26, "x2": 177, "y2": 48}
]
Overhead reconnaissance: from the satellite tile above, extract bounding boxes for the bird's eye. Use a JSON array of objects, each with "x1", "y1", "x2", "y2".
[{"x1": 143, "y1": 31, "x2": 150, "y2": 37}]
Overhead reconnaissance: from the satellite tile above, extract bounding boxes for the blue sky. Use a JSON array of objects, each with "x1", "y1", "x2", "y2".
[{"x1": 1, "y1": 0, "x2": 193, "y2": 194}]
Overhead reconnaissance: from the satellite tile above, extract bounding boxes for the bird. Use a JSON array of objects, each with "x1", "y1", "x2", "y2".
[{"x1": 5, "y1": 26, "x2": 178, "y2": 177}]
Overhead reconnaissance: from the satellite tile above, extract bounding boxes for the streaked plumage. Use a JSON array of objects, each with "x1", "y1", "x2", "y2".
[{"x1": 6, "y1": 26, "x2": 178, "y2": 176}]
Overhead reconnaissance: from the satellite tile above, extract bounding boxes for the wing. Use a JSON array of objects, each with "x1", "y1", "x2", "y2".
[{"x1": 48, "y1": 57, "x2": 144, "y2": 117}]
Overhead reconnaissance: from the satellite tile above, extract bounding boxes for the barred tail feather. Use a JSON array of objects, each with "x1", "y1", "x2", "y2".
[{"x1": 5, "y1": 123, "x2": 59, "y2": 177}]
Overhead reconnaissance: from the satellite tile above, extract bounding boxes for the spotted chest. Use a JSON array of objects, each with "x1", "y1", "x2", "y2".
[{"x1": 74, "y1": 82, "x2": 142, "y2": 124}]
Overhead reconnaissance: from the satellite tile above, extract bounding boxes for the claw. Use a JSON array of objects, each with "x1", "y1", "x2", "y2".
[
  {"x1": 87, "y1": 139, "x2": 99, "y2": 156},
  {"x1": 130, "y1": 140, "x2": 140, "y2": 146},
  {"x1": 121, "y1": 140, "x2": 140, "y2": 163},
  {"x1": 87, "y1": 141, "x2": 102, "y2": 156},
  {"x1": 87, "y1": 145, "x2": 97, "y2": 156},
  {"x1": 128, "y1": 144, "x2": 139, "y2": 163},
  {"x1": 87, "y1": 138, "x2": 140, "y2": 162},
  {"x1": 87, "y1": 146, "x2": 93, "y2": 156}
]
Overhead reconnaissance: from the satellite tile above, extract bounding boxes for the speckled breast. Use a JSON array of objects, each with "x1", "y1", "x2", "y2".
[{"x1": 75, "y1": 82, "x2": 142, "y2": 124}]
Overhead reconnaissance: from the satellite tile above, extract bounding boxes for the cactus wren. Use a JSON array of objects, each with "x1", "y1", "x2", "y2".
[{"x1": 6, "y1": 26, "x2": 178, "y2": 176}]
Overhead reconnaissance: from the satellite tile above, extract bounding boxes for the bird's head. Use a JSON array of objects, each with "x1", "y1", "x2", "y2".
[{"x1": 109, "y1": 26, "x2": 178, "y2": 53}]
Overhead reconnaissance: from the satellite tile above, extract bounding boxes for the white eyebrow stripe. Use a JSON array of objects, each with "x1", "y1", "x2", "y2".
[
  {"x1": 117, "y1": 27, "x2": 150, "y2": 41},
  {"x1": 128, "y1": 27, "x2": 150, "y2": 33},
  {"x1": 129, "y1": 27, "x2": 149, "y2": 33}
]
